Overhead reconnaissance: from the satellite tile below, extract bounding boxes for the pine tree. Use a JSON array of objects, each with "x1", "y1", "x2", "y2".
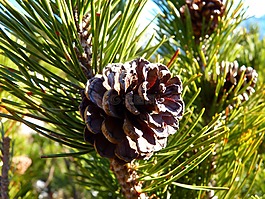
[{"x1": 0, "y1": 0, "x2": 265, "y2": 198}]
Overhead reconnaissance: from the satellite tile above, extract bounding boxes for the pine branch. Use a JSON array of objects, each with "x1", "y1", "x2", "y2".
[
  {"x1": 0, "y1": 1, "x2": 166, "y2": 198},
  {"x1": 1, "y1": 0, "x2": 264, "y2": 198},
  {"x1": 0, "y1": 0, "x2": 160, "y2": 151},
  {"x1": 152, "y1": 0, "x2": 265, "y2": 198}
]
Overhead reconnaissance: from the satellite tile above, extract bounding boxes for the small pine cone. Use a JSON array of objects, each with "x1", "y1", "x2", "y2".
[
  {"x1": 73, "y1": 10, "x2": 93, "y2": 79},
  {"x1": 217, "y1": 61, "x2": 258, "y2": 102},
  {"x1": 180, "y1": 0, "x2": 225, "y2": 40},
  {"x1": 79, "y1": 58, "x2": 184, "y2": 163}
]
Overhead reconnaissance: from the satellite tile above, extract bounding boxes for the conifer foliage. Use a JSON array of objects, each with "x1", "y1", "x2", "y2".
[
  {"x1": 154, "y1": 0, "x2": 265, "y2": 198},
  {"x1": 0, "y1": 0, "x2": 265, "y2": 198}
]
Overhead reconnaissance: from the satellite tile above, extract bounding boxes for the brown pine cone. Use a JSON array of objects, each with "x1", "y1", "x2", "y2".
[
  {"x1": 180, "y1": 0, "x2": 225, "y2": 40},
  {"x1": 79, "y1": 58, "x2": 184, "y2": 162},
  {"x1": 218, "y1": 61, "x2": 258, "y2": 102}
]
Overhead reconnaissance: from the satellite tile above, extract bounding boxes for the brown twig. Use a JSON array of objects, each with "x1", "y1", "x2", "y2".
[
  {"x1": 110, "y1": 158, "x2": 147, "y2": 199},
  {"x1": 1, "y1": 136, "x2": 11, "y2": 199}
]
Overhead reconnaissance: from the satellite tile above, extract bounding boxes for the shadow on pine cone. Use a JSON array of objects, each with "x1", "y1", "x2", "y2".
[{"x1": 79, "y1": 58, "x2": 184, "y2": 163}]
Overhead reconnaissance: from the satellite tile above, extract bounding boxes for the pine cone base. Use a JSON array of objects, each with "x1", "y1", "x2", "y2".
[{"x1": 110, "y1": 158, "x2": 147, "y2": 199}]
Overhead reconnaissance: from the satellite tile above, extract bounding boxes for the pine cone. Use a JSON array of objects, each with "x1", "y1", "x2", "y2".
[
  {"x1": 217, "y1": 61, "x2": 258, "y2": 102},
  {"x1": 79, "y1": 58, "x2": 184, "y2": 162},
  {"x1": 73, "y1": 10, "x2": 93, "y2": 79},
  {"x1": 180, "y1": 0, "x2": 225, "y2": 40}
]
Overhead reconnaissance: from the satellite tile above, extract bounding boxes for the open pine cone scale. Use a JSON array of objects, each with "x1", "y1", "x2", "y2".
[{"x1": 79, "y1": 58, "x2": 184, "y2": 162}]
